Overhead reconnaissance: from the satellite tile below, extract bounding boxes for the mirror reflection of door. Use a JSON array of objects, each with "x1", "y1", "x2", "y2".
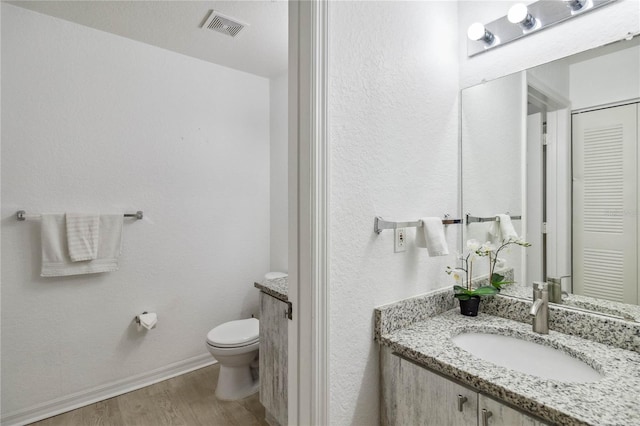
[
  {"x1": 526, "y1": 81, "x2": 572, "y2": 292},
  {"x1": 573, "y1": 103, "x2": 640, "y2": 304}
]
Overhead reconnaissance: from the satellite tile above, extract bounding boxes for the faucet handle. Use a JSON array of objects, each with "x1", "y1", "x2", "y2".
[
  {"x1": 533, "y1": 281, "x2": 549, "y2": 290},
  {"x1": 540, "y1": 282, "x2": 549, "y2": 303},
  {"x1": 548, "y1": 275, "x2": 571, "y2": 285},
  {"x1": 532, "y1": 281, "x2": 545, "y2": 300}
]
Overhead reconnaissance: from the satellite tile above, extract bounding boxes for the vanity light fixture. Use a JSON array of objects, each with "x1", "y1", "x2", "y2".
[
  {"x1": 508, "y1": 3, "x2": 537, "y2": 30},
  {"x1": 467, "y1": 23, "x2": 495, "y2": 45},
  {"x1": 467, "y1": 0, "x2": 615, "y2": 57}
]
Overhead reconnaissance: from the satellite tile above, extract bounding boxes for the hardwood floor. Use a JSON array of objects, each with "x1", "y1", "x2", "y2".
[{"x1": 29, "y1": 364, "x2": 268, "y2": 426}]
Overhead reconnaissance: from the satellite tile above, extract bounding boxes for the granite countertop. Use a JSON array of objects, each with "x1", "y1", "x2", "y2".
[
  {"x1": 379, "y1": 309, "x2": 640, "y2": 425},
  {"x1": 254, "y1": 276, "x2": 288, "y2": 302},
  {"x1": 500, "y1": 284, "x2": 640, "y2": 322}
]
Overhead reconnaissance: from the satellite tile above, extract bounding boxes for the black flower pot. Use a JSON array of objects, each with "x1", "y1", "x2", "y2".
[{"x1": 459, "y1": 296, "x2": 481, "y2": 316}]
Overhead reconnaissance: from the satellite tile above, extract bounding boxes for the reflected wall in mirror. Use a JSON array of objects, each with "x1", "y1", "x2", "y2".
[
  {"x1": 461, "y1": 72, "x2": 527, "y2": 284},
  {"x1": 461, "y1": 35, "x2": 640, "y2": 320}
]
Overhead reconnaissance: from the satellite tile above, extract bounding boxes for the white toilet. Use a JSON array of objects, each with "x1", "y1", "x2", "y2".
[{"x1": 206, "y1": 317, "x2": 259, "y2": 401}]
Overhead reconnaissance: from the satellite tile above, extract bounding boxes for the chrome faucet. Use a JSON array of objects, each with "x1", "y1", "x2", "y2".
[
  {"x1": 530, "y1": 282, "x2": 549, "y2": 334},
  {"x1": 547, "y1": 275, "x2": 571, "y2": 303}
]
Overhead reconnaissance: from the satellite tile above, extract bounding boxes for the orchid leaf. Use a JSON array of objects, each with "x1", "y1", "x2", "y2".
[
  {"x1": 453, "y1": 284, "x2": 497, "y2": 298},
  {"x1": 491, "y1": 273, "x2": 504, "y2": 284},
  {"x1": 454, "y1": 294, "x2": 471, "y2": 301},
  {"x1": 473, "y1": 286, "x2": 499, "y2": 296}
]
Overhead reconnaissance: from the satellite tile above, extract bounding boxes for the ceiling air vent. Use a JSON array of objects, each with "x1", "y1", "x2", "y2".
[{"x1": 202, "y1": 11, "x2": 248, "y2": 38}]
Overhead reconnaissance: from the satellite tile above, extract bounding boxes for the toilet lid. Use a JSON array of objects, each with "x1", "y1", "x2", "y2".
[
  {"x1": 264, "y1": 271, "x2": 288, "y2": 280},
  {"x1": 207, "y1": 318, "x2": 259, "y2": 347}
]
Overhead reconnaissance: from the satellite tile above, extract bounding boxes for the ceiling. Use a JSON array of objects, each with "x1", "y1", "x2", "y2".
[{"x1": 8, "y1": 0, "x2": 288, "y2": 78}]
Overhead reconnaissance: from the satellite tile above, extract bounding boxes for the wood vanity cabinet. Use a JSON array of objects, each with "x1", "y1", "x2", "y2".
[
  {"x1": 259, "y1": 292, "x2": 288, "y2": 426},
  {"x1": 381, "y1": 348, "x2": 548, "y2": 426},
  {"x1": 478, "y1": 394, "x2": 547, "y2": 426}
]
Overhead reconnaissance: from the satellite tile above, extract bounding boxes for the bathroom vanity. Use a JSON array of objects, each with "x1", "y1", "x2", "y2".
[
  {"x1": 382, "y1": 347, "x2": 546, "y2": 425},
  {"x1": 255, "y1": 277, "x2": 289, "y2": 426},
  {"x1": 376, "y1": 288, "x2": 640, "y2": 425}
]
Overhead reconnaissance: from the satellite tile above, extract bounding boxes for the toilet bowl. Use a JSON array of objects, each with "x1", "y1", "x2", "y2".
[{"x1": 206, "y1": 318, "x2": 259, "y2": 401}]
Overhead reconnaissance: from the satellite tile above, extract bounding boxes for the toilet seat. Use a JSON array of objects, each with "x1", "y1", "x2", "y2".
[
  {"x1": 207, "y1": 318, "x2": 259, "y2": 348},
  {"x1": 264, "y1": 271, "x2": 288, "y2": 280}
]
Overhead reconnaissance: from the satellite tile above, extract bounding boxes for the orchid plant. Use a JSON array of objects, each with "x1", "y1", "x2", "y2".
[{"x1": 447, "y1": 237, "x2": 531, "y2": 300}]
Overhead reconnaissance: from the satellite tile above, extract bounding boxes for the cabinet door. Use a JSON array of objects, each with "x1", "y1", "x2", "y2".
[
  {"x1": 380, "y1": 347, "x2": 400, "y2": 426},
  {"x1": 478, "y1": 394, "x2": 548, "y2": 426},
  {"x1": 396, "y1": 358, "x2": 477, "y2": 426},
  {"x1": 259, "y1": 292, "x2": 288, "y2": 426}
]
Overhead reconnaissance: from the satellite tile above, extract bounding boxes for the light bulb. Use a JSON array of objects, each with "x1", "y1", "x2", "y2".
[
  {"x1": 507, "y1": 3, "x2": 527, "y2": 23},
  {"x1": 467, "y1": 23, "x2": 495, "y2": 44},
  {"x1": 508, "y1": 3, "x2": 536, "y2": 29}
]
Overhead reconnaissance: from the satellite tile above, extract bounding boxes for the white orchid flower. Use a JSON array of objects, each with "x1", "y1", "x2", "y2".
[
  {"x1": 466, "y1": 239, "x2": 481, "y2": 251},
  {"x1": 476, "y1": 241, "x2": 496, "y2": 256},
  {"x1": 446, "y1": 266, "x2": 464, "y2": 284}
]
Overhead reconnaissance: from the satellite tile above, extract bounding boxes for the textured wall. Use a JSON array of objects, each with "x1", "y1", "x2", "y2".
[
  {"x1": 1, "y1": 4, "x2": 269, "y2": 417},
  {"x1": 328, "y1": 2, "x2": 460, "y2": 424},
  {"x1": 458, "y1": 0, "x2": 640, "y2": 89},
  {"x1": 270, "y1": 72, "x2": 289, "y2": 273}
]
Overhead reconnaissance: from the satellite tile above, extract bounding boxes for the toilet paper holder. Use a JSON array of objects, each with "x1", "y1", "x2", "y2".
[
  {"x1": 134, "y1": 311, "x2": 157, "y2": 330},
  {"x1": 134, "y1": 312, "x2": 148, "y2": 325}
]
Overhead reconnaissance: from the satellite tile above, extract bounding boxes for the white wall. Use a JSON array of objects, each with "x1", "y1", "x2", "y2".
[
  {"x1": 328, "y1": 2, "x2": 460, "y2": 424},
  {"x1": 458, "y1": 0, "x2": 640, "y2": 89},
  {"x1": 1, "y1": 4, "x2": 269, "y2": 421},
  {"x1": 461, "y1": 72, "x2": 526, "y2": 282},
  {"x1": 570, "y1": 45, "x2": 640, "y2": 110},
  {"x1": 270, "y1": 72, "x2": 288, "y2": 273}
]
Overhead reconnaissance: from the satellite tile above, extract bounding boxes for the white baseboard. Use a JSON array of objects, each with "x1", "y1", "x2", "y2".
[{"x1": 1, "y1": 354, "x2": 216, "y2": 426}]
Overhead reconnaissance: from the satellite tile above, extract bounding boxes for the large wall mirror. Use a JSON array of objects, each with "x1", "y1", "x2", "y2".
[{"x1": 461, "y1": 35, "x2": 640, "y2": 321}]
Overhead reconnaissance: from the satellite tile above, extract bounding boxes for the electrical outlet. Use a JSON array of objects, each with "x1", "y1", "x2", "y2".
[{"x1": 394, "y1": 228, "x2": 407, "y2": 253}]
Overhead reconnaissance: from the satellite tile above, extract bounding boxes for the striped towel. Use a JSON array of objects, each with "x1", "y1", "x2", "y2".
[
  {"x1": 41, "y1": 214, "x2": 123, "y2": 277},
  {"x1": 66, "y1": 213, "x2": 100, "y2": 261}
]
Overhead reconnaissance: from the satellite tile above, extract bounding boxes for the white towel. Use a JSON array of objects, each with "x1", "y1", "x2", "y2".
[
  {"x1": 41, "y1": 214, "x2": 123, "y2": 277},
  {"x1": 497, "y1": 214, "x2": 518, "y2": 242},
  {"x1": 66, "y1": 213, "x2": 100, "y2": 261},
  {"x1": 488, "y1": 220, "x2": 501, "y2": 243},
  {"x1": 415, "y1": 217, "x2": 449, "y2": 257}
]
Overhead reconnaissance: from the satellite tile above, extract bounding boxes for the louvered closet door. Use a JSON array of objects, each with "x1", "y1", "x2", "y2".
[{"x1": 573, "y1": 103, "x2": 638, "y2": 304}]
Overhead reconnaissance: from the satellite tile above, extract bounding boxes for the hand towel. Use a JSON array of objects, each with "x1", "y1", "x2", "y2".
[
  {"x1": 41, "y1": 214, "x2": 123, "y2": 277},
  {"x1": 497, "y1": 214, "x2": 518, "y2": 242},
  {"x1": 488, "y1": 220, "x2": 502, "y2": 244},
  {"x1": 415, "y1": 217, "x2": 449, "y2": 257},
  {"x1": 66, "y1": 213, "x2": 100, "y2": 261}
]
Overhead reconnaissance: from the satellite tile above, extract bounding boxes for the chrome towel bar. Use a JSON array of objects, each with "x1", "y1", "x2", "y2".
[
  {"x1": 16, "y1": 210, "x2": 143, "y2": 221},
  {"x1": 465, "y1": 213, "x2": 522, "y2": 223},
  {"x1": 374, "y1": 215, "x2": 461, "y2": 234}
]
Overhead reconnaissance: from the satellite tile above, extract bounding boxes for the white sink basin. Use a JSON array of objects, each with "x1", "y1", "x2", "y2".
[{"x1": 451, "y1": 332, "x2": 604, "y2": 383}]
